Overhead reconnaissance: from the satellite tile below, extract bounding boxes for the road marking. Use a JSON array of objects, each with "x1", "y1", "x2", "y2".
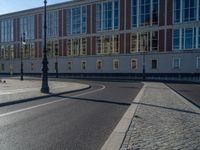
[{"x1": 0, "y1": 84, "x2": 106, "y2": 118}]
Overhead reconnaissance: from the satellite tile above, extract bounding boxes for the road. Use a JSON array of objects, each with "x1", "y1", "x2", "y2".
[
  {"x1": 0, "y1": 80, "x2": 143, "y2": 150},
  {"x1": 166, "y1": 82, "x2": 200, "y2": 108}
]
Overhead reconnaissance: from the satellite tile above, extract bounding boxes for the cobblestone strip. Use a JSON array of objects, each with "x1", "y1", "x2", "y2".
[{"x1": 121, "y1": 82, "x2": 200, "y2": 150}]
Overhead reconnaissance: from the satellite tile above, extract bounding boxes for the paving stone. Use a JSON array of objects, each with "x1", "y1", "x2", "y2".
[{"x1": 121, "y1": 82, "x2": 200, "y2": 150}]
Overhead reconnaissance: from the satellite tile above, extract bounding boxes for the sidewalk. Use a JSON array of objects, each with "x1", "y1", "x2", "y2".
[
  {"x1": 0, "y1": 78, "x2": 90, "y2": 106},
  {"x1": 120, "y1": 82, "x2": 200, "y2": 150}
]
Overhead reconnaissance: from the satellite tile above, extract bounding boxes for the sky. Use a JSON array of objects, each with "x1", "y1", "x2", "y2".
[{"x1": 0, "y1": 0, "x2": 70, "y2": 15}]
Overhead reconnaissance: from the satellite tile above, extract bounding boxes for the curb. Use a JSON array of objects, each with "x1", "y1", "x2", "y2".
[
  {"x1": 0, "y1": 85, "x2": 91, "y2": 108},
  {"x1": 165, "y1": 83, "x2": 200, "y2": 109},
  {"x1": 101, "y1": 83, "x2": 146, "y2": 150},
  {"x1": 165, "y1": 84, "x2": 200, "y2": 113}
]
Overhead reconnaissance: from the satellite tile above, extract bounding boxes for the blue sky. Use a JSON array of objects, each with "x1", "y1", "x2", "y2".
[{"x1": 0, "y1": 0, "x2": 70, "y2": 15}]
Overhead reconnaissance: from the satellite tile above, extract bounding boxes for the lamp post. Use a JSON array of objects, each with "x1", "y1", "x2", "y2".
[
  {"x1": 20, "y1": 32, "x2": 25, "y2": 81},
  {"x1": 142, "y1": 36, "x2": 146, "y2": 80},
  {"x1": 55, "y1": 43, "x2": 58, "y2": 78},
  {"x1": 41, "y1": 0, "x2": 49, "y2": 93}
]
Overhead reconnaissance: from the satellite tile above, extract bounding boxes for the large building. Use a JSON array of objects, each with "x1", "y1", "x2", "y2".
[{"x1": 0, "y1": 0, "x2": 200, "y2": 79}]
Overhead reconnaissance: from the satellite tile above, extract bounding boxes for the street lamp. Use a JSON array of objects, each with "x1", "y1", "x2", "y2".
[
  {"x1": 41, "y1": 0, "x2": 49, "y2": 93},
  {"x1": 142, "y1": 36, "x2": 146, "y2": 80},
  {"x1": 20, "y1": 32, "x2": 26, "y2": 81},
  {"x1": 55, "y1": 43, "x2": 58, "y2": 78}
]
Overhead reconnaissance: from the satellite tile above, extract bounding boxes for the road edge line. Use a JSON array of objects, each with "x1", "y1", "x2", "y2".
[{"x1": 101, "y1": 83, "x2": 146, "y2": 150}]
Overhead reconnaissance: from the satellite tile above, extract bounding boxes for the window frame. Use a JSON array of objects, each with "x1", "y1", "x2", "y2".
[
  {"x1": 131, "y1": 59, "x2": 138, "y2": 70},
  {"x1": 112, "y1": 59, "x2": 119, "y2": 70},
  {"x1": 173, "y1": 58, "x2": 181, "y2": 69}
]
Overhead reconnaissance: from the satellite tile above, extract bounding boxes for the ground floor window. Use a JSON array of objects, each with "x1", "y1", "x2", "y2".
[
  {"x1": 131, "y1": 59, "x2": 137, "y2": 69},
  {"x1": 81, "y1": 61, "x2": 87, "y2": 70},
  {"x1": 113, "y1": 59, "x2": 119, "y2": 70},
  {"x1": 151, "y1": 59, "x2": 158, "y2": 69},
  {"x1": 96, "y1": 60, "x2": 102, "y2": 70},
  {"x1": 173, "y1": 58, "x2": 181, "y2": 69},
  {"x1": 0, "y1": 64, "x2": 4, "y2": 71},
  {"x1": 197, "y1": 57, "x2": 200, "y2": 69},
  {"x1": 67, "y1": 61, "x2": 72, "y2": 70}
]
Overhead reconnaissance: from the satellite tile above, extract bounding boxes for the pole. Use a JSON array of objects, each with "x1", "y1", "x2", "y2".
[
  {"x1": 41, "y1": 0, "x2": 49, "y2": 93},
  {"x1": 20, "y1": 33, "x2": 25, "y2": 81},
  {"x1": 55, "y1": 47, "x2": 58, "y2": 78}
]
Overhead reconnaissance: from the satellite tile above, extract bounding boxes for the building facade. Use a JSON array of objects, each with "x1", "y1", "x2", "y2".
[{"x1": 0, "y1": 0, "x2": 200, "y2": 79}]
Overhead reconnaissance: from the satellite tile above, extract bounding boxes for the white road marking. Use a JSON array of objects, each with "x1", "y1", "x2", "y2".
[{"x1": 0, "y1": 84, "x2": 106, "y2": 118}]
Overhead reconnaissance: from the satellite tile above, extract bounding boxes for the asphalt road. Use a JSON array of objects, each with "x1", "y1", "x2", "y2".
[
  {"x1": 0, "y1": 80, "x2": 143, "y2": 150},
  {"x1": 166, "y1": 82, "x2": 200, "y2": 108}
]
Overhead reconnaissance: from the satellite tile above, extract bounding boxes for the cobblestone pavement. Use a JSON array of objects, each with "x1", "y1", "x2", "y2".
[
  {"x1": 0, "y1": 78, "x2": 89, "y2": 104},
  {"x1": 121, "y1": 82, "x2": 200, "y2": 150}
]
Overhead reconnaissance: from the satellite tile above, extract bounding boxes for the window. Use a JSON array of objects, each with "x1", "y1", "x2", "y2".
[
  {"x1": 96, "y1": 0, "x2": 119, "y2": 31},
  {"x1": 173, "y1": 29, "x2": 180, "y2": 50},
  {"x1": 113, "y1": 35, "x2": 119, "y2": 53},
  {"x1": 20, "y1": 16, "x2": 34, "y2": 40},
  {"x1": 174, "y1": 0, "x2": 181, "y2": 23},
  {"x1": 96, "y1": 37, "x2": 102, "y2": 54},
  {"x1": 198, "y1": 28, "x2": 200, "y2": 48},
  {"x1": 67, "y1": 38, "x2": 87, "y2": 56},
  {"x1": 182, "y1": 0, "x2": 197, "y2": 22},
  {"x1": 184, "y1": 28, "x2": 193, "y2": 49},
  {"x1": 197, "y1": 57, "x2": 200, "y2": 69},
  {"x1": 47, "y1": 40, "x2": 58, "y2": 57},
  {"x1": 131, "y1": 59, "x2": 137, "y2": 69},
  {"x1": 174, "y1": 0, "x2": 197, "y2": 23},
  {"x1": 152, "y1": 31, "x2": 158, "y2": 51},
  {"x1": 113, "y1": 59, "x2": 119, "y2": 70},
  {"x1": 31, "y1": 63, "x2": 34, "y2": 71},
  {"x1": 1, "y1": 19, "x2": 13, "y2": 42},
  {"x1": 96, "y1": 60, "x2": 103, "y2": 70},
  {"x1": 81, "y1": 38, "x2": 87, "y2": 55},
  {"x1": 0, "y1": 45, "x2": 14, "y2": 59},
  {"x1": 152, "y1": 59, "x2": 158, "y2": 69},
  {"x1": 81, "y1": 61, "x2": 87, "y2": 70},
  {"x1": 173, "y1": 28, "x2": 199, "y2": 50},
  {"x1": 67, "y1": 61, "x2": 72, "y2": 70},
  {"x1": 132, "y1": 0, "x2": 159, "y2": 27},
  {"x1": 130, "y1": 33, "x2": 138, "y2": 53},
  {"x1": 46, "y1": 11, "x2": 58, "y2": 37},
  {"x1": 0, "y1": 64, "x2": 4, "y2": 71},
  {"x1": 131, "y1": 0, "x2": 137, "y2": 27},
  {"x1": 67, "y1": 6, "x2": 87, "y2": 35},
  {"x1": 139, "y1": 0, "x2": 151, "y2": 26},
  {"x1": 139, "y1": 32, "x2": 150, "y2": 52},
  {"x1": 173, "y1": 58, "x2": 181, "y2": 69},
  {"x1": 67, "y1": 9, "x2": 72, "y2": 34}
]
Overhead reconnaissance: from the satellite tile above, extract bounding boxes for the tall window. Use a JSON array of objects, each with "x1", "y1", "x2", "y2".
[
  {"x1": 131, "y1": 59, "x2": 138, "y2": 69},
  {"x1": 131, "y1": 0, "x2": 137, "y2": 27},
  {"x1": 67, "y1": 38, "x2": 87, "y2": 56},
  {"x1": 20, "y1": 16, "x2": 34, "y2": 39},
  {"x1": 152, "y1": 59, "x2": 158, "y2": 69},
  {"x1": 174, "y1": 0, "x2": 181, "y2": 23},
  {"x1": 96, "y1": 0, "x2": 119, "y2": 31},
  {"x1": 152, "y1": 32, "x2": 158, "y2": 51},
  {"x1": 130, "y1": 33, "x2": 137, "y2": 52},
  {"x1": 47, "y1": 40, "x2": 58, "y2": 57},
  {"x1": 81, "y1": 61, "x2": 87, "y2": 70},
  {"x1": 173, "y1": 27, "x2": 199, "y2": 50},
  {"x1": 0, "y1": 45, "x2": 14, "y2": 59},
  {"x1": 174, "y1": 0, "x2": 198, "y2": 23},
  {"x1": 67, "y1": 6, "x2": 87, "y2": 35},
  {"x1": 113, "y1": 59, "x2": 119, "y2": 70},
  {"x1": 173, "y1": 29, "x2": 180, "y2": 50},
  {"x1": 46, "y1": 11, "x2": 58, "y2": 37},
  {"x1": 1, "y1": 19, "x2": 13, "y2": 42},
  {"x1": 96, "y1": 60, "x2": 103, "y2": 70},
  {"x1": 96, "y1": 35, "x2": 119, "y2": 54},
  {"x1": 132, "y1": 0, "x2": 159, "y2": 27}
]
